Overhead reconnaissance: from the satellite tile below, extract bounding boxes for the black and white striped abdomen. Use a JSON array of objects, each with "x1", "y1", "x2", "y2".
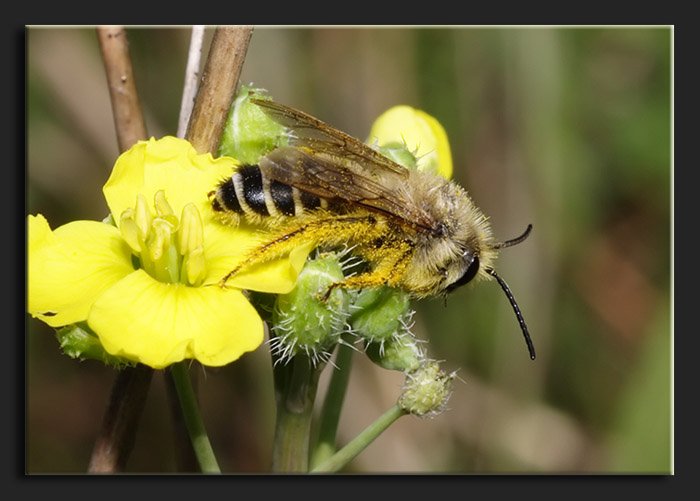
[{"x1": 212, "y1": 164, "x2": 328, "y2": 223}]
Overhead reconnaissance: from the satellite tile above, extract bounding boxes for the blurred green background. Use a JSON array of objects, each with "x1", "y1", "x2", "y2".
[{"x1": 26, "y1": 26, "x2": 672, "y2": 473}]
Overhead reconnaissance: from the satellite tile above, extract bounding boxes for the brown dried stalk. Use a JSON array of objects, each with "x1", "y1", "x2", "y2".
[
  {"x1": 88, "y1": 365, "x2": 154, "y2": 472},
  {"x1": 89, "y1": 26, "x2": 152, "y2": 474},
  {"x1": 96, "y1": 26, "x2": 148, "y2": 152},
  {"x1": 185, "y1": 26, "x2": 253, "y2": 153}
]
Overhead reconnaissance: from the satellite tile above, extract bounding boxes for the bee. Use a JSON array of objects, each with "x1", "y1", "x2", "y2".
[{"x1": 211, "y1": 98, "x2": 536, "y2": 360}]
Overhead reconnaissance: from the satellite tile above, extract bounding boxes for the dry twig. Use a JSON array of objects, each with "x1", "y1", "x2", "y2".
[
  {"x1": 97, "y1": 26, "x2": 148, "y2": 152},
  {"x1": 89, "y1": 26, "x2": 152, "y2": 474},
  {"x1": 185, "y1": 26, "x2": 253, "y2": 153}
]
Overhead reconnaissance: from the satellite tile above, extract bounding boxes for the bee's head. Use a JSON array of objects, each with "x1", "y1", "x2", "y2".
[{"x1": 446, "y1": 223, "x2": 532, "y2": 293}]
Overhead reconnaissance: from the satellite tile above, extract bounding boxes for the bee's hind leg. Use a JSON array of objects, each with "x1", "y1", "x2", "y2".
[{"x1": 219, "y1": 213, "x2": 386, "y2": 288}]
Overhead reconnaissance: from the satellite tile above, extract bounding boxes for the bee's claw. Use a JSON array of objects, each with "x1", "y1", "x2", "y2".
[{"x1": 316, "y1": 286, "x2": 334, "y2": 303}]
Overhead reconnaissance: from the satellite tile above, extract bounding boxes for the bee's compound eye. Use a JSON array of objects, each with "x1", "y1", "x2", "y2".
[{"x1": 446, "y1": 255, "x2": 480, "y2": 293}]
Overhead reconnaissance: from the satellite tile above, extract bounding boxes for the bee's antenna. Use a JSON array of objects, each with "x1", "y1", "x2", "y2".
[
  {"x1": 494, "y1": 224, "x2": 532, "y2": 249},
  {"x1": 486, "y1": 268, "x2": 536, "y2": 360}
]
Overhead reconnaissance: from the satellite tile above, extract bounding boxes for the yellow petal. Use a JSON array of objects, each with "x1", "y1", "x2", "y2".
[
  {"x1": 88, "y1": 269, "x2": 264, "y2": 369},
  {"x1": 224, "y1": 241, "x2": 314, "y2": 293},
  {"x1": 27, "y1": 214, "x2": 56, "y2": 250},
  {"x1": 368, "y1": 105, "x2": 453, "y2": 179},
  {"x1": 103, "y1": 137, "x2": 238, "y2": 230},
  {"x1": 27, "y1": 216, "x2": 135, "y2": 327}
]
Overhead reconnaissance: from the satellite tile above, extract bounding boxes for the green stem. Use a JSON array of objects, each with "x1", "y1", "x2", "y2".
[
  {"x1": 309, "y1": 338, "x2": 354, "y2": 469},
  {"x1": 311, "y1": 404, "x2": 407, "y2": 473},
  {"x1": 271, "y1": 354, "x2": 322, "y2": 472},
  {"x1": 170, "y1": 362, "x2": 221, "y2": 473}
]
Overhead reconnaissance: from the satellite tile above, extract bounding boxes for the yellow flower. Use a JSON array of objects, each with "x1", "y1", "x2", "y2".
[
  {"x1": 368, "y1": 105, "x2": 453, "y2": 179},
  {"x1": 28, "y1": 137, "x2": 311, "y2": 369}
]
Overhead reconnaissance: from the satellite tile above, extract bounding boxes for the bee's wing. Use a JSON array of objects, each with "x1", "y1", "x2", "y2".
[
  {"x1": 251, "y1": 98, "x2": 409, "y2": 177},
  {"x1": 252, "y1": 99, "x2": 438, "y2": 232}
]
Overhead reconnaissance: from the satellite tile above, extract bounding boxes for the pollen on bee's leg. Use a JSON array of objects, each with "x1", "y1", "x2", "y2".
[
  {"x1": 318, "y1": 265, "x2": 402, "y2": 301},
  {"x1": 325, "y1": 238, "x2": 414, "y2": 296},
  {"x1": 219, "y1": 213, "x2": 385, "y2": 288}
]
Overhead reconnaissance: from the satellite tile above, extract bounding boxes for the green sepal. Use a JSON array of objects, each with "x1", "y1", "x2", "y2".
[
  {"x1": 56, "y1": 322, "x2": 136, "y2": 368},
  {"x1": 101, "y1": 213, "x2": 117, "y2": 227}
]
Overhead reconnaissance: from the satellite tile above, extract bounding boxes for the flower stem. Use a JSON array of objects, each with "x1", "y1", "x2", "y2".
[
  {"x1": 271, "y1": 354, "x2": 323, "y2": 472},
  {"x1": 170, "y1": 362, "x2": 221, "y2": 473},
  {"x1": 309, "y1": 337, "x2": 354, "y2": 469},
  {"x1": 311, "y1": 404, "x2": 407, "y2": 473},
  {"x1": 164, "y1": 369, "x2": 199, "y2": 472}
]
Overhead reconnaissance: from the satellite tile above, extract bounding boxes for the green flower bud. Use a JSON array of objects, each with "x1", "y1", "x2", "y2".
[
  {"x1": 398, "y1": 361, "x2": 456, "y2": 417},
  {"x1": 271, "y1": 253, "x2": 351, "y2": 366},
  {"x1": 350, "y1": 286, "x2": 412, "y2": 342},
  {"x1": 56, "y1": 323, "x2": 135, "y2": 368},
  {"x1": 365, "y1": 333, "x2": 424, "y2": 372},
  {"x1": 218, "y1": 85, "x2": 287, "y2": 164}
]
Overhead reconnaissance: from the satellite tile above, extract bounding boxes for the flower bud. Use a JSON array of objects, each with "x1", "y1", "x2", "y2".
[
  {"x1": 398, "y1": 361, "x2": 456, "y2": 417},
  {"x1": 218, "y1": 85, "x2": 287, "y2": 164},
  {"x1": 368, "y1": 105, "x2": 453, "y2": 179},
  {"x1": 271, "y1": 253, "x2": 350, "y2": 366},
  {"x1": 350, "y1": 286, "x2": 412, "y2": 343},
  {"x1": 365, "y1": 333, "x2": 424, "y2": 372}
]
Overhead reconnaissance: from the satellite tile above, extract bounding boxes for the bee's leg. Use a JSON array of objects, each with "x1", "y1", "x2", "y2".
[
  {"x1": 219, "y1": 213, "x2": 384, "y2": 287},
  {"x1": 321, "y1": 238, "x2": 415, "y2": 300}
]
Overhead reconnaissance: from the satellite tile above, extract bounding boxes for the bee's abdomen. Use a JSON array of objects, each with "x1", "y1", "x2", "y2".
[{"x1": 213, "y1": 164, "x2": 326, "y2": 220}]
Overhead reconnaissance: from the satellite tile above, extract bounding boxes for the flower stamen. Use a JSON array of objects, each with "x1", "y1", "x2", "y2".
[{"x1": 119, "y1": 192, "x2": 208, "y2": 286}]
